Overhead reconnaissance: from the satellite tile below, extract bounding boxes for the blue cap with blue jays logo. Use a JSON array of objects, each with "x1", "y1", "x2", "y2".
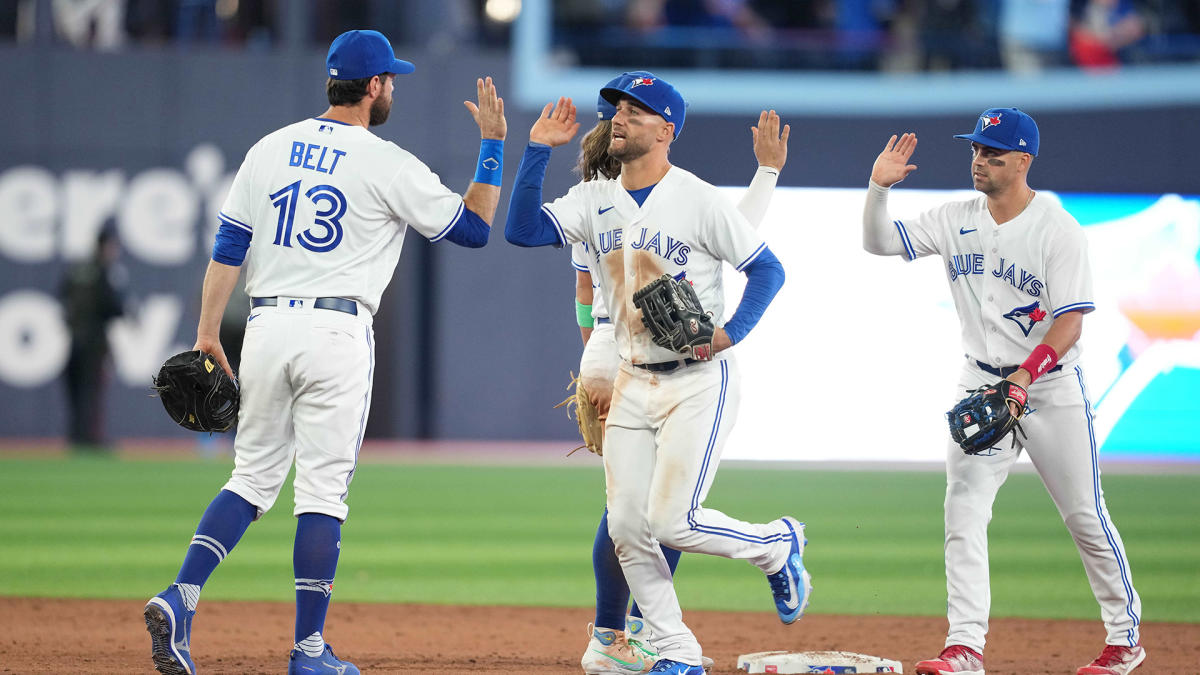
[
  {"x1": 954, "y1": 107, "x2": 1039, "y2": 156},
  {"x1": 596, "y1": 71, "x2": 658, "y2": 121},
  {"x1": 600, "y1": 72, "x2": 686, "y2": 139},
  {"x1": 326, "y1": 30, "x2": 415, "y2": 81}
]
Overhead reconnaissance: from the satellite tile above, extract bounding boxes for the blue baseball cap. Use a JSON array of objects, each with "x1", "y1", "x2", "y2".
[
  {"x1": 601, "y1": 72, "x2": 686, "y2": 139},
  {"x1": 326, "y1": 30, "x2": 415, "y2": 81},
  {"x1": 954, "y1": 107, "x2": 1039, "y2": 156},
  {"x1": 596, "y1": 74, "x2": 627, "y2": 121}
]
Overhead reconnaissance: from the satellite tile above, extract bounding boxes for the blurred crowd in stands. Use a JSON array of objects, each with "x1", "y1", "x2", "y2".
[
  {"x1": 1, "y1": 0, "x2": 1198, "y2": 72},
  {"x1": 557, "y1": 0, "x2": 1200, "y2": 71},
  {"x1": 0, "y1": 0, "x2": 495, "y2": 51}
]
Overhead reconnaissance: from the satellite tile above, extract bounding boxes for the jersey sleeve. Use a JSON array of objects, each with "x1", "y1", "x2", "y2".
[
  {"x1": 570, "y1": 241, "x2": 591, "y2": 272},
  {"x1": 1045, "y1": 223, "x2": 1096, "y2": 316},
  {"x1": 381, "y1": 153, "x2": 468, "y2": 242},
  {"x1": 217, "y1": 143, "x2": 259, "y2": 239},
  {"x1": 701, "y1": 192, "x2": 767, "y2": 271},
  {"x1": 891, "y1": 201, "x2": 951, "y2": 261},
  {"x1": 542, "y1": 181, "x2": 593, "y2": 246}
]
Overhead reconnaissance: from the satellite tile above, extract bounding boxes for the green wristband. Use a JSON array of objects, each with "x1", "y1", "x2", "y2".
[{"x1": 576, "y1": 300, "x2": 594, "y2": 328}]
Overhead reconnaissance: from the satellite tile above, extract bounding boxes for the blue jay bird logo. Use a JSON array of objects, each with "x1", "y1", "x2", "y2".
[{"x1": 1003, "y1": 300, "x2": 1048, "y2": 337}]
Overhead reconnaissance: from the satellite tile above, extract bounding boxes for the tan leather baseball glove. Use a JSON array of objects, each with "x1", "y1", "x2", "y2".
[{"x1": 555, "y1": 372, "x2": 603, "y2": 456}]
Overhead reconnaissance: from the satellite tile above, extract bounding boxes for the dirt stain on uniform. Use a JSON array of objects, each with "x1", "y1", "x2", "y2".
[{"x1": 622, "y1": 249, "x2": 666, "y2": 364}]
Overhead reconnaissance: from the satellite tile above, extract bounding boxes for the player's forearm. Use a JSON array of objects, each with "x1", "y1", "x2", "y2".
[
  {"x1": 736, "y1": 166, "x2": 779, "y2": 229},
  {"x1": 723, "y1": 247, "x2": 784, "y2": 345},
  {"x1": 462, "y1": 182, "x2": 501, "y2": 225},
  {"x1": 1042, "y1": 310, "x2": 1083, "y2": 356},
  {"x1": 195, "y1": 260, "x2": 241, "y2": 340},
  {"x1": 461, "y1": 137, "x2": 504, "y2": 224},
  {"x1": 1012, "y1": 311, "x2": 1083, "y2": 386},
  {"x1": 504, "y1": 143, "x2": 561, "y2": 247},
  {"x1": 862, "y1": 180, "x2": 908, "y2": 257}
]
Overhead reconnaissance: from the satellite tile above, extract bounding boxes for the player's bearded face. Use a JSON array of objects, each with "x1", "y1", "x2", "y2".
[
  {"x1": 369, "y1": 75, "x2": 394, "y2": 126},
  {"x1": 609, "y1": 100, "x2": 664, "y2": 162}
]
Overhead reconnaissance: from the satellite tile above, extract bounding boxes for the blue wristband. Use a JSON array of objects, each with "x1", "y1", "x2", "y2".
[{"x1": 473, "y1": 138, "x2": 504, "y2": 186}]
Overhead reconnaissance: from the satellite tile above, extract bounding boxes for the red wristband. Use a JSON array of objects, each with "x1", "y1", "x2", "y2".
[{"x1": 1020, "y1": 344, "x2": 1059, "y2": 383}]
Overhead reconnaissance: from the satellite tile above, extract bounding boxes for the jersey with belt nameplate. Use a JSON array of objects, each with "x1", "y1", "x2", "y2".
[
  {"x1": 218, "y1": 117, "x2": 468, "y2": 315},
  {"x1": 571, "y1": 241, "x2": 609, "y2": 319},
  {"x1": 545, "y1": 168, "x2": 767, "y2": 364},
  {"x1": 893, "y1": 192, "x2": 1094, "y2": 372}
]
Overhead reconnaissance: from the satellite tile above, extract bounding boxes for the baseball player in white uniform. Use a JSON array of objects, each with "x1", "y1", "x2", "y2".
[
  {"x1": 507, "y1": 73, "x2": 809, "y2": 675},
  {"x1": 572, "y1": 78, "x2": 789, "y2": 675},
  {"x1": 143, "y1": 29, "x2": 507, "y2": 675},
  {"x1": 863, "y1": 108, "x2": 1144, "y2": 675}
]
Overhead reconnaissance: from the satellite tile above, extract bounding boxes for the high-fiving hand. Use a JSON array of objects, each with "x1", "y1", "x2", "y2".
[
  {"x1": 871, "y1": 133, "x2": 919, "y2": 188},
  {"x1": 751, "y1": 110, "x2": 790, "y2": 171},
  {"x1": 464, "y1": 76, "x2": 506, "y2": 141},
  {"x1": 529, "y1": 97, "x2": 581, "y2": 148}
]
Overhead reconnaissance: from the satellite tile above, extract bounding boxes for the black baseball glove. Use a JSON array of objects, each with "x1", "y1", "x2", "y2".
[
  {"x1": 946, "y1": 380, "x2": 1028, "y2": 455},
  {"x1": 632, "y1": 274, "x2": 716, "y2": 361},
  {"x1": 151, "y1": 350, "x2": 240, "y2": 433}
]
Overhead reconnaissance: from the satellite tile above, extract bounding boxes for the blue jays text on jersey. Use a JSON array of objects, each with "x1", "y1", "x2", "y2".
[
  {"x1": 947, "y1": 253, "x2": 1043, "y2": 297},
  {"x1": 627, "y1": 227, "x2": 690, "y2": 265},
  {"x1": 593, "y1": 226, "x2": 693, "y2": 267}
]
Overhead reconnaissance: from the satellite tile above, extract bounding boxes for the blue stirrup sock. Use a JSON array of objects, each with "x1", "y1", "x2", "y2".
[
  {"x1": 593, "y1": 509, "x2": 628, "y2": 630},
  {"x1": 174, "y1": 489, "x2": 257, "y2": 610},
  {"x1": 294, "y1": 513, "x2": 342, "y2": 656}
]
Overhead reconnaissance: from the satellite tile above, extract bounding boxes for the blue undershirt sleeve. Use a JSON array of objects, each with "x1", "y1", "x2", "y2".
[
  {"x1": 504, "y1": 143, "x2": 563, "y2": 247},
  {"x1": 212, "y1": 219, "x2": 251, "y2": 266},
  {"x1": 441, "y1": 207, "x2": 491, "y2": 248},
  {"x1": 722, "y1": 247, "x2": 784, "y2": 345}
]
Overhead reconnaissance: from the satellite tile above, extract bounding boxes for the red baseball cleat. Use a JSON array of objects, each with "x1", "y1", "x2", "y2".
[
  {"x1": 914, "y1": 644, "x2": 984, "y2": 675},
  {"x1": 1077, "y1": 644, "x2": 1146, "y2": 675}
]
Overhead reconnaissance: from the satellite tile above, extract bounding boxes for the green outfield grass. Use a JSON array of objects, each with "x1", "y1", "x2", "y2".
[{"x1": 1, "y1": 455, "x2": 1197, "y2": 622}]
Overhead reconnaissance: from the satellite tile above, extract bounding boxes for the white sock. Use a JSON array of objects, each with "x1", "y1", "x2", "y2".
[
  {"x1": 177, "y1": 583, "x2": 201, "y2": 612},
  {"x1": 296, "y1": 631, "x2": 325, "y2": 657}
]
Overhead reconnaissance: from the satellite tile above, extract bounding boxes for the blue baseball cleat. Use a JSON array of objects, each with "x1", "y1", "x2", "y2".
[
  {"x1": 647, "y1": 659, "x2": 707, "y2": 674},
  {"x1": 144, "y1": 584, "x2": 196, "y2": 675},
  {"x1": 288, "y1": 644, "x2": 360, "y2": 675},
  {"x1": 766, "y1": 517, "x2": 811, "y2": 624}
]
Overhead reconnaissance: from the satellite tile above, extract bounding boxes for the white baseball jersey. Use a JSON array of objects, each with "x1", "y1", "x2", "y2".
[
  {"x1": 892, "y1": 190, "x2": 1094, "y2": 373},
  {"x1": 571, "y1": 241, "x2": 609, "y2": 319},
  {"x1": 545, "y1": 167, "x2": 767, "y2": 365},
  {"x1": 219, "y1": 117, "x2": 467, "y2": 315}
]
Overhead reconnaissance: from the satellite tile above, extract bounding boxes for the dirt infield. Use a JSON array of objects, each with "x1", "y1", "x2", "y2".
[{"x1": 2, "y1": 597, "x2": 1195, "y2": 674}]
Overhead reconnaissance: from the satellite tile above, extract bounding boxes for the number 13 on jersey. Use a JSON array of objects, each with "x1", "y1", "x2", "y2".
[{"x1": 270, "y1": 181, "x2": 348, "y2": 253}]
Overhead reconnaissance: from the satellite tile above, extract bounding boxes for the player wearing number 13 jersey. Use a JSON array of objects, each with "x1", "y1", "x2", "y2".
[{"x1": 143, "y1": 29, "x2": 507, "y2": 675}]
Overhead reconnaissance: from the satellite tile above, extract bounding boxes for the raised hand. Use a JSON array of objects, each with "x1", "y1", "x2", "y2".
[
  {"x1": 751, "y1": 110, "x2": 790, "y2": 171},
  {"x1": 529, "y1": 97, "x2": 580, "y2": 148},
  {"x1": 871, "y1": 133, "x2": 919, "y2": 188},
  {"x1": 463, "y1": 76, "x2": 506, "y2": 141}
]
